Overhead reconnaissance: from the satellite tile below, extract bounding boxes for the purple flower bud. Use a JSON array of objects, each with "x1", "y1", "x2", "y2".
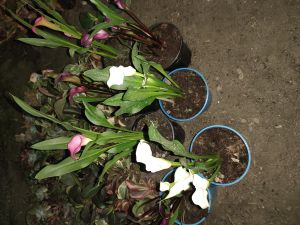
[
  {"x1": 160, "y1": 218, "x2": 168, "y2": 225},
  {"x1": 68, "y1": 86, "x2": 86, "y2": 103},
  {"x1": 80, "y1": 33, "x2": 93, "y2": 48},
  {"x1": 93, "y1": 30, "x2": 110, "y2": 40},
  {"x1": 114, "y1": 0, "x2": 127, "y2": 10}
]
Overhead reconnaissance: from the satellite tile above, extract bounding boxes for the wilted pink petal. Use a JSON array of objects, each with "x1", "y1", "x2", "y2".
[
  {"x1": 32, "y1": 16, "x2": 60, "y2": 34},
  {"x1": 160, "y1": 218, "x2": 168, "y2": 225},
  {"x1": 93, "y1": 30, "x2": 109, "y2": 40},
  {"x1": 111, "y1": 26, "x2": 120, "y2": 32},
  {"x1": 67, "y1": 134, "x2": 91, "y2": 160},
  {"x1": 80, "y1": 33, "x2": 93, "y2": 47},
  {"x1": 114, "y1": 0, "x2": 127, "y2": 9},
  {"x1": 68, "y1": 86, "x2": 86, "y2": 103}
]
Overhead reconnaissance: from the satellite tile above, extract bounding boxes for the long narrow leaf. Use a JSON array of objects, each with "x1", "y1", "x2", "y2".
[
  {"x1": 31, "y1": 136, "x2": 71, "y2": 150},
  {"x1": 18, "y1": 38, "x2": 63, "y2": 48}
]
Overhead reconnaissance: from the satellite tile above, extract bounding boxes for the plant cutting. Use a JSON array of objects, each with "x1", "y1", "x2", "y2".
[
  {"x1": 190, "y1": 125, "x2": 251, "y2": 186},
  {"x1": 159, "y1": 67, "x2": 211, "y2": 122},
  {"x1": 83, "y1": 45, "x2": 183, "y2": 116},
  {"x1": 5, "y1": 0, "x2": 118, "y2": 58}
]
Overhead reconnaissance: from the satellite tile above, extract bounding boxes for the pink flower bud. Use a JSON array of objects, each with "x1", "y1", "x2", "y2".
[
  {"x1": 80, "y1": 33, "x2": 93, "y2": 47},
  {"x1": 68, "y1": 86, "x2": 87, "y2": 103},
  {"x1": 67, "y1": 134, "x2": 91, "y2": 160},
  {"x1": 114, "y1": 0, "x2": 127, "y2": 10},
  {"x1": 93, "y1": 30, "x2": 110, "y2": 40}
]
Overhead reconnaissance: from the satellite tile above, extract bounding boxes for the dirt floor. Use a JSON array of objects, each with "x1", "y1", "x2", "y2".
[
  {"x1": 0, "y1": 0, "x2": 299, "y2": 225},
  {"x1": 130, "y1": 0, "x2": 300, "y2": 224}
]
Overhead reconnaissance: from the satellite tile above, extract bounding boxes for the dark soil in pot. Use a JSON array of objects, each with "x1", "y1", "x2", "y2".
[
  {"x1": 192, "y1": 128, "x2": 248, "y2": 184},
  {"x1": 140, "y1": 23, "x2": 191, "y2": 70},
  {"x1": 162, "y1": 70, "x2": 206, "y2": 119},
  {"x1": 178, "y1": 190, "x2": 209, "y2": 224},
  {"x1": 133, "y1": 110, "x2": 175, "y2": 182}
]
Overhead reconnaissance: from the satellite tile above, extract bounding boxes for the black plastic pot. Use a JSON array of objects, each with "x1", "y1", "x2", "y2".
[{"x1": 141, "y1": 23, "x2": 191, "y2": 71}]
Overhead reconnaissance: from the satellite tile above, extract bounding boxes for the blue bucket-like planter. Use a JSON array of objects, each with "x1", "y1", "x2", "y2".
[
  {"x1": 159, "y1": 68, "x2": 211, "y2": 122},
  {"x1": 189, "y1": 125, "x2": 251, "y2": 187},
  {"x1": 160, "y1": 169, "x2": 212, "y2": 225}
]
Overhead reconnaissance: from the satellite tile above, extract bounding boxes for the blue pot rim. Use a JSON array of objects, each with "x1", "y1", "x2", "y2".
[
  {"x1": 160, "y1": 169, "x2": 212, "y2": 225},
  {"x1": 189, "y1": 124, "x2": 251, "y2": 187},
  {"x1": 158, "y1": 67, "x2": 210, "y2": 122}
]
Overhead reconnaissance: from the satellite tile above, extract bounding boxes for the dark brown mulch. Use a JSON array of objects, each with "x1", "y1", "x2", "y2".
[
  {"x1": 162, "y1": 70, "x2": 206, "y2": 119},
  {"x1": 192, "y1": 127, "x2": 249, "y2": 184},
  {"x1": 141, "y1": 23, "x2": 182, "y2": 69}
]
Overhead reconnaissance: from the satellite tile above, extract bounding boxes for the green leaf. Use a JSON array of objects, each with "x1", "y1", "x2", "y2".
[
  {"x1": 103, "y1": 93, "x2": 124, "y2": 106},
  {"x1": 117, "y1": 181, "x2": 128, "y2": 199},
  {"x1": 34, "y1": 0, "x2": 66, "y2": 23},
  {"x1": 131, "y1": 42, "x2": 143, "y2": 72},
  {"x1": 98, "y1": 142, "x2": 135, "y2": 184},
  {"x1": 54, "y1": 96, "x2": 66, "y2": 119},
  {"x1": 79, "y1": 12, "x2": 98, "y2": 29},
  {"x1": 132, "y1": 200, "x2": 148, "y2": 218},
  {"x1": 35, "y1": 147, "x2": 106, "y2": 179},
  {"x1": 83, "y1": 67, "x2": 110, "y2": 82},
  {"x1": 123, "y1": 88, "x2": 174, "y2": 101},
  {"x1": 69, "y1": 48, "x2": 76, "y2": 57},
  {"x1": 115, "y1": 97, "x2": 155, "y2": 116},
  {"x1": 90, "y1": 0, "x2": 127, "y2": 36},
  {"x1": 73, "y1": 95, "x2": 107, "y2": 103},
  {"x1": 148, "y1": 123, "x2": 191, "y2": 158},
  {"x1": 83, "y1": 101, "x2": 115, "y2": 129},
  {"x1": 18, "y1": 38, "x2": 63, "y2": 48},
  {"x1": 168, "y1": 205, "x2": 180, "y2": 225},
  {"x1": 31, "y1": 136, "x2": 71, "y2": 150}
]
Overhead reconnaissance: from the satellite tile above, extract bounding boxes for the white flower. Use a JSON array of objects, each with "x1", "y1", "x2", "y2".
[
  {"x1": 107, "y1": 66, "x2": 136, "y2": 88},
  {"x1": 160, "y1": 167, "x2": 210, "y2": 209},
  {"x1": 136, "y1": 140, "x2": 172, "y2": 173},
  {"x1": 163, "y1": 167, "x2": 193, "y2": 199},
  {"x1": 191, "y1": 174, "x2": 210, "y2": 209}
]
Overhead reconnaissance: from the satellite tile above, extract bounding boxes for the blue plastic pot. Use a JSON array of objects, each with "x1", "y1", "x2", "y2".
[
  {"x1": 159, "y1": 68, "x2": 211, "y2": 122},
  {"x1": 160, "y1": 169, "x2": 212, "y2": 225},
  {"x1": 189, "y1": 125, "x2": 251, "y2": 187}
]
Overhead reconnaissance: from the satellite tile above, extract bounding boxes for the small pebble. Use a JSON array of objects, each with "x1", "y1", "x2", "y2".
[
  {"x1": 253, "y1": 118, "x2": 260, "y2": 124},
  {"x1": 217, "y1": 85, "x2": 222, "y2": 92},
  {"x1": 237, "y1": 68, "x2": 244, "y2": 80},
  {"x1": 275, "y1": 125, "x2": 283, "y2": 128},
  {"x1": 241, "y1": 118, "x2": 247, "y2": 123}
]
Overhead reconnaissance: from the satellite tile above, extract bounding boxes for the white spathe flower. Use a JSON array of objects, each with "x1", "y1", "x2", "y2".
[
  {"x1": 191, "y1": 174, "x2": 210, "y2": 209},
  {"x1": 107, "y1": 65, "x2": 136, "y2": 88},
  {"x1": 160, "y1": 167, "x2": 210, "y2": 209},
  {"x1": 164, "y1": 167, "x2": 193, "y2": 199},
  {"x1": 136, "y1": 140, "x2": 172, "y2": 173}
]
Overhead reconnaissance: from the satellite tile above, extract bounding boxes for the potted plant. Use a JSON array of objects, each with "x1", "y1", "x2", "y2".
[
  {"x1": 90, "y1": 0, "x2": 191, "y2": 70},
  {"x1": 189, "y1": 125, "x2": 251, "y2": 186},
  {"x1": 160, "y1": 168, "x2": 213, "y2": 225},
  {"x1": 159, "y1": 67, "x2": 211, "y2": 122}
]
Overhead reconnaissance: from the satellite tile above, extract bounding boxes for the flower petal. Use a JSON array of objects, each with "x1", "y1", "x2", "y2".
[
  {"x1": 192, "y1": 174, "x2": 209, "y2": 190},
  {"x1": 159, "y1": 182, "x2": 171, "y2": 192},
  {"x1": 174, "y1": 166, "x2": 192, "y2": 183},
  {"x1": 136, "y1": 140, "x2": 152, "y2": 163},
  {"x1": 67, "y1": 134, "x2": 91, "y2": 160},
  {"x1": 107, "y1": 66, "x2": 125, "y2": 87},
  {"x1": 145, "y1": 157, "x2": 172, "y2": 173},
  {"x1": 123, "y1": 66, "x2": 136, "y2": 76},
  {"x1": 191, "y1": 188, "x2": 209, "y2": 209},
  {"x1": 93, "y1": 30, "x2": 109, "y2": 40}
]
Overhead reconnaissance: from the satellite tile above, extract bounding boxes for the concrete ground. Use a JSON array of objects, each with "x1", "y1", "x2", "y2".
[
  {"x1": 131, "y1": 0, "x2": 300, "y2": 224},
  {"x1": 0, "y1": 0, "x2": 299, "y2": 224}
]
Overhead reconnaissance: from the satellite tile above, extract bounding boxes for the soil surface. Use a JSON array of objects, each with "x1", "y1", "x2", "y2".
[
  {"x1": 192, "y1": 127, "x2": 248, "y2": 184},
  {"x1": 163, "y1": 70, "x2": 206, "y2": 119},
  {"x1": 1, "y1": 0, "x2": 300, "y2": 225},
  {"x1": 141, "y1": 23, "x2": 182, "y2": 69}
]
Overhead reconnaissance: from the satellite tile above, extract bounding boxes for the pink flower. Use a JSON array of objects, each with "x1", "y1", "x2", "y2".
[
  {"x1": 93, "y1": 30, "x2": 110, "y2": 40},
  {"x1": 80, "y1": 33, "x2": 93, "y2": 48},
  {"x1": 114, "y1": 0, "x2": 127, "y2": 9},
  {"x1": 68, "y1": 134, "x2": 92, "y2": 160},
  {"x1": 68, "y1": 86, "x2": 87, "y2": 103}
]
